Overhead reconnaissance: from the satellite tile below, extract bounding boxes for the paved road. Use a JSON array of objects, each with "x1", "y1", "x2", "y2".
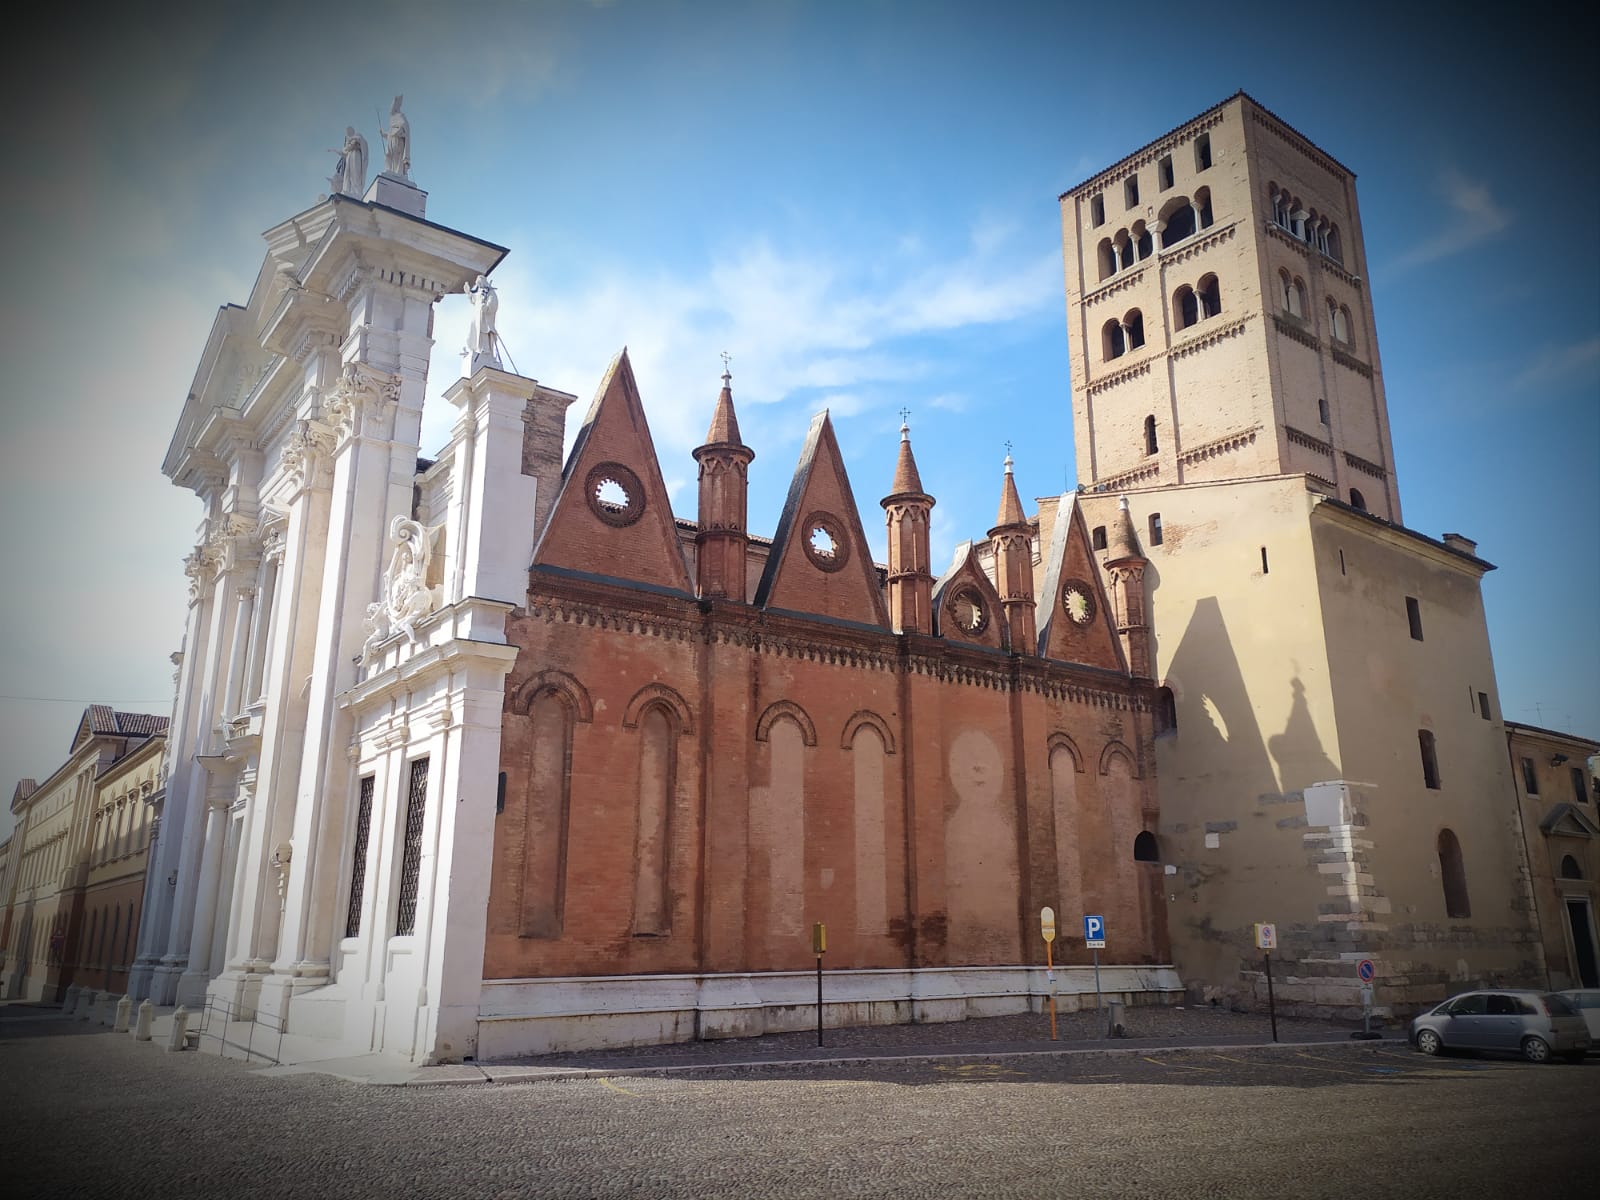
[{"x1": 1, "y1": 1009, "x2": 1592, "y2": 1199}]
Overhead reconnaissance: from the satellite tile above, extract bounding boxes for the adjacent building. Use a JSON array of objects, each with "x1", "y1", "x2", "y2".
[
  {"x1": 0, "y1": 708, "x2": 167, "y2": 1002},
  {"x1": 1053, "y1": 92, "x2": 1547, "y2": 1014}
]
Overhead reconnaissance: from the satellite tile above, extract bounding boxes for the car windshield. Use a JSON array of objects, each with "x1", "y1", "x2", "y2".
[{"x1": 1543, "y1": 994, "x2": 1577, "y2": 1016}]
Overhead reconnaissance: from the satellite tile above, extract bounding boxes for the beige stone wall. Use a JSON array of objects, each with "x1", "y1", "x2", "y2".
[
  {"x1": 1080, "y1": 477, "x2": 1539, "y2": 1015},
  {"x1": 1062, "y1": 95, "x2": 1401, "y2": 522}
]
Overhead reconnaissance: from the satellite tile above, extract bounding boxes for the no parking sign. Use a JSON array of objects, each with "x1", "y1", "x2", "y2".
[{"x1": 1357, "y1": 958, "x2": 1376, "y2": 983}]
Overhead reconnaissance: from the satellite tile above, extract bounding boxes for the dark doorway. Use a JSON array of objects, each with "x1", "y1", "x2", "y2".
[{"x1": 1567, "y1": 900, "x2": 1599, "y2": 988}]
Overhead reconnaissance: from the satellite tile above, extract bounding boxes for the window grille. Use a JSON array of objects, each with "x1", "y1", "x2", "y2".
[
  {"x1": 344, "y1": 775, "x2": 375, "y2": 939},
  {"x1": 395, "y1": 759, "x2": 429, "y2": 936}
]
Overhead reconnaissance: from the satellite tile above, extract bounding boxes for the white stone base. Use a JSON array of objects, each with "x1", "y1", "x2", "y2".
[{"x1": 476, "y1": 965, "x2": 1184, "y2": 1060}]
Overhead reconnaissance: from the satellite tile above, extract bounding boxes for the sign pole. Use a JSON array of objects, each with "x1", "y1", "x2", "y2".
[
  {"x1": 1265, "y1": 951, "x2": 1278, "y2": 1043},
  {"x1": 1092, "y1": 946, "x2": 1103, "y2": 1020},
  {"x1": 1040, "y1": 907, "x2": 1058, "y2": 1041},
  {"x1": 812, "y1": 922, "x2": 826, "y2": 1048}
]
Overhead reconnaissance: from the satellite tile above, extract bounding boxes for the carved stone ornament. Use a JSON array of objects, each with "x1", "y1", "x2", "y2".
[
  {"x1": 360, "y1": 515, "x2": 440, "y2": 667},
  {"x1": 1061, "y1": 578, "x2": 1097, "y2": 626},
  {"x1": 280, "y1": 419, "x2": 336, "y2": 484},
  {"x1": 323, "y1": 360, "x2": 400, "y2": 444},
  {"x1": 184, "y1": 545, "x2": 220, "y2": 602},
  {"x1": 802, "y1": 511, "x2": 849, "y2": 573}
]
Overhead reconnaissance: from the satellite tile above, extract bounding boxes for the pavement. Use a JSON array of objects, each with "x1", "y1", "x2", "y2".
[{"x1": 8, "y1": 995, "x2": 1407, "y2": 1086}]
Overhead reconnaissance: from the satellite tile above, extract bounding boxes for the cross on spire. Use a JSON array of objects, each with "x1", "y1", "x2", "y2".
[{"x1": 720, "y1": 350, "x2": 732, "y2": 383}]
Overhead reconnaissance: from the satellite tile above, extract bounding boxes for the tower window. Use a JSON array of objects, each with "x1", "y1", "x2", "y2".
[
  {"x1": 1197, "y1": 274, "x2": 1221, "y2": 318},
  {"x1": 1478, "y1": 692, "x2": 1490, "y2": 721},
  {"x1": 1194, "y1": 134, "x2": 1212, "y2": 171},
  {"x1": 1195, "y1": 187, "x2": 1214, "y2": 230},
  {"x1": 1521, "y1": 757, "x2": 1539, "y2": 794},
  {"x1": 1340, "y1": 306, "x2": 1355, "y2": 348},
  {"x1": 1437, "y1": 828, "x2": 1470, "y2": 918},
  {"x1": 1318, "y1": 398, "x2": 1329, "y2": 425},
  {"x1": 1125, "y1": 309, "x2": 1145, "y2": 349},
  {"x1": 1134, "y1": 830, "x2": 1160, "y2": 861},
  {"x1": 1160, "y1": 198, "x2": 1196, "y2": 247},
  {"x1": 1143, "y1": 415, "x2": 1158, "y2": 456},
  {"x1": 1090, "y1": 193, "x2": 1105, "y2": 227},
  {"x1": 1148, "y1": 513, "x2": 1163, "y2": 546},
  {"x1": 1154, "y1": 686, "x2": 1177, "y2": 734},
  {"x1": 1103, "y1": 318, "x2": 1127, "y2": 360},
  {"x1": 1406, "y1": 595, "x2": 1423, "y2": 640},
  {"x1": 1097, "y1": 238, "x2": 1116, "y2": 281},
  {"x1": 1175, "y1": 285, "x2": 1198, "y2": 330},
  {"x1": 1125, "y1": 175, "x2": 1139, "y2": 208},
  {"x1": 1260, "y1": 546, "x2": 1269, "y2": 574},
  {"x1": 1092, "y1": 525, "x2": 1107, "y2": 551},
  {"x1": 1573, "y1": 766, "x2": 1589, "y2": 804},
  {"x1": 1350, "y1": 488, "x2": 1367, "y2": 511},
  {"x1": 1338, "y1": 548, "x2": 1345, "y2": 575},
  {"x1": 1418, "y1": 730, "x2": 1440, "y2": 790},
  {"x1": 1158, "y1": 155, "x2": 1174, "y2": 190}
]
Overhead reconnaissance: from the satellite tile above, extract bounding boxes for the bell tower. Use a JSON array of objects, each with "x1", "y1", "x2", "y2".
[
  {"x1": 880, "y1": 417, "x2": 934, "y2": 634},
  {"x1": 988, "y1": 450, "x2": 1037, "y2": 654},
  {"x1": 692, "y1": 365, "x2": 754, "y2": 602}
]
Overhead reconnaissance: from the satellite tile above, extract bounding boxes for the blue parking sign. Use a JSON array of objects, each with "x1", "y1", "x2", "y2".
[{"x1": 1084, "y1": 914, "x2": 1105, "y2": 947}]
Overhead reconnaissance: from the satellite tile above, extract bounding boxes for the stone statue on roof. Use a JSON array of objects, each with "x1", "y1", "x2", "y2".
[
  {"x1": 463, "y1": 275, "x2": 501, "y2": 371},
  {"x1": 327, "y1": 126, "x2": 368, "y2": 198},
  {"x1": 380, "y1": 94, "x2": 411, "y2": 178}
]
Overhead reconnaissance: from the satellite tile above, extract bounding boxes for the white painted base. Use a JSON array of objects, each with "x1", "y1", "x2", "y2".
[{"x1": 477, "y1": 965, "x2": 1184, "y2": 1060}]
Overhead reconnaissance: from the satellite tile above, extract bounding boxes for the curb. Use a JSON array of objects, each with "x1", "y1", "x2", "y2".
[{"x1": 410, "y1": 1036, "x2": 1413, "y2": 1088}]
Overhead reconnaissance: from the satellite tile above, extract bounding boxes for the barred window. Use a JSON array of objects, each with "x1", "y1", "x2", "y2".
[
  {"x1": 345, "y1": 775, "x2": 375, "y2": 939},
  {"x1": 395, "y1": 759, "x2": 429, "y2": 936}
]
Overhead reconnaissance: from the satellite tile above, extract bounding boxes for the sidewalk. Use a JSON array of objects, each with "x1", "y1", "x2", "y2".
[{"x1": 257, "y1": 1004, "x2": 1405, "y2": 1088}]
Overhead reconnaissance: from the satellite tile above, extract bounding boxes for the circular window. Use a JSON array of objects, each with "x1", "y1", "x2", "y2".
[
  {"x1": 946, "y1": 586, "x2": 989, "y2": 637},
  {"x1": 585, "y1": 462, "x2": 645, "y2": 527},
  {"x1": 1061, "y1": 578, "x2": 1097, "y2": 626},
  {"x1": 801, "y1": 511, "x2": 849, "y2": 572}
]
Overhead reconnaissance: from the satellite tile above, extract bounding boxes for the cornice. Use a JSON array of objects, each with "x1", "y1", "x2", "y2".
[
  {"x1": 1084, "y1": 358, "x2": 1152, "y2": 397},
  {"x1": 1160, "y1": 220, "x2": 1237, "y2": 268},
  {"x1": 1248, "y1": 107, "x2": 1346, "y2": 184},
  {"x1": 1285, "y1": 425, "x2": 1334, "y2": 458},
  {"x1": 1170, "y1": 312, "x2": 1252, "y2": 360},
  {"x1": 1343, "y1": 449, "x2": 1388, "y2": 481},
  {"x1": 1064, "y1": 109, "x2": 1227, "y2": 200},
  {"x1": 1272, "y1": 311, "x2": 1321, "y2": 351},
  {"x1": 1091, "y1": 462, "x2": 1161, "y2": 491},
  {"x1": 1083, "y1": 265, "x2": 1148, "y2": 308},
  {"x1": 1178, "y1": 424, "x2": 1260, "y2": 468},
  {"x1": 1332, "y1": 345, "x2": 1373, "y2": 379}
]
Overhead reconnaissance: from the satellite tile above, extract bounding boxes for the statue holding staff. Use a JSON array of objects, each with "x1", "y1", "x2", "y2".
[{"x1": 380, "y1": 94, "x2": 411, "y2": 177}]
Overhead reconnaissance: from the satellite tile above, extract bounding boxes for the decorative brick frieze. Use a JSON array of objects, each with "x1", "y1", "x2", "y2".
[
  {"x1": 1177, "y1": 425, "x2": 1259, "y2": 467},
  {"x1": 1160, "y1": 220, "x2": 1236, "y2": 267},
  {"x1": 1083, "y1": 266, "x2": 1148, "y2": 308},
  {"x1": 1170, "y1": 313, "x2": 1251, "y2": 360},
  {"x1": 1343, "y1": 449, "x2": 1388, "y2": 480},
  {"x1": 1285, "y1": 425, "x2": 1334, "y2": 457},
  {"x1": 1085, "y1": 359, "x2": 1152, "y2": 397},
  {"x1": 1331, "y1": 346, "x2": 1373, "y2": 378},
  {"x1": 1272, "y1": 312, "x2": 1320, "y2": 351}
]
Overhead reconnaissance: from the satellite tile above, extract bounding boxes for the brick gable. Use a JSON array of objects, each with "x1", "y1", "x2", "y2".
[
  {"x1": 1037, "y1": 493, "x2": 1128, "y2": 671},
  {"x1": 531, "y1": 349, "x2": 693, "y2": 595}
]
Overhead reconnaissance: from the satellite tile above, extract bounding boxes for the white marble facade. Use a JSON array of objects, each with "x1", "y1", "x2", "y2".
[{"x1": 141, "y1": 131, "x2": 575, "y2": 1063}]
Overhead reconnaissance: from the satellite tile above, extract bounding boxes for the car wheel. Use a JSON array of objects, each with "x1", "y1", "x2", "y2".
[
  {"x1": 1521, "y1": 1036, "x2": 1551, "y2": 1064},
  {"x1": 1416, "y1": 1029, "x2": 1442, "y2": 1056}
]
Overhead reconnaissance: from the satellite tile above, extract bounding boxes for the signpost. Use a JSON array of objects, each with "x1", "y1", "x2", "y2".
[
  {"x1": 1040, "y1": 907, "x2": 1058, "y2": 1041},
  {"x1": 1084, "y1": 914, "x2": 1106, "y2": 1025},
  {"x1": 812, "y1": 922, "x2": 826, "y2": 1047},
  {"x1": 1255, "y1": 923, "x2": 1278, "y2": 1043},
  {"x1": 1353, "y1": 958, "x2": 1380, "y2": 1039}
]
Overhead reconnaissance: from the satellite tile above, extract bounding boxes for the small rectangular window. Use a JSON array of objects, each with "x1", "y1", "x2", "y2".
[
  {"x1": 1419, "y1": 730, "x2": 1440, "y2": 790},
  {"x1": 1406, "y1": 596, "x2": 1423, "y2": 641},
  {"x1": 395, "y1": 757, "x2": 430, "y2": 936},
  {"x1": 1338, "y1": 549, "x2": 1346, "y2": 575},
  {"x1": 1574, "y1": 767, "x2": 1590, "y2": 804},
  {"x1": 1195, "y1": 134, "x2": 1212, "y2": 171},
  {"x1": 1092, "y1": 525, "x2": 1107, "y2": 551},
  {"x1": 1090, "y1": 194, "x2": 1105, "y2": 227},
  {"x1": 1158, "y1": 155, "x2": 1174, "y2": 190},
  {"x1": 1125, "y1": 176, "x2": 1139, "y2": 208},
  {"x1": 1260, "y1": 546, "x2": 1269, "y2": 574},
  {"x1": 1521, "y1": 757, "x2": 1539, "y2": 795},
  {"x1": 344, "y1": 776, "x2": 375, "y2": 940},
  {"x1": 1148, "y1": 513, "x2": 1164, "y2": 546},
  {"x1": 1478, "y1": 692, "x2": 1490, "y2": 721}
]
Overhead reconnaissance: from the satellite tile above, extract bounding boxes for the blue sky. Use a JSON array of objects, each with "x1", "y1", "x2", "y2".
[{"x1": 1, "y1": 1, "x2": 1595, "y2": 836}]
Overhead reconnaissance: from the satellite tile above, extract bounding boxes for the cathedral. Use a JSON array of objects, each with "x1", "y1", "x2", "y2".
[{"x1": 10, "y1": 91, "x2": 1585, "y2": 1065}]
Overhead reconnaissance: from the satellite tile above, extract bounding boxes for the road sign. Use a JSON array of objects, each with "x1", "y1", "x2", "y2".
[
  {"x1": 812, "y1": 922, "x2": 826, "y2": 955},
  {"x1": 1040, "y1": 907, "x2": 1056, "y2": 943},
  {"x1": 1084, "y1": 914, "x2": 1106, "y2": 948},
  {"x1": 1357, "y1": 958, "x2": 1375, "y2": 983},
  {"x1": 1254, "y1": 923, "x2": 1277, "y2": 950}
]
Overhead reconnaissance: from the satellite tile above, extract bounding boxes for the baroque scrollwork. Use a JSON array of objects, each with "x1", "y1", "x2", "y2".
[
  {"x1": 359, "y1": 515, "x2": 441, "y2": 668},
  {"x1": 322, "y1": 360, "x2": 401, "y2": 445},
  {"x1": 279, "y1": 419, "x2": 336, "y2": 485}
]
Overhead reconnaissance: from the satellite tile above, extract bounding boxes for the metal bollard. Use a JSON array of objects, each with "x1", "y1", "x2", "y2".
[
  {"x1": 78, "y1": 989, "x2": 101, "y2": 1020},
  {"x1": 1106, "y1": 998, "x2": 1126, "y2": 1038},
  {"x1": 113, "y1": 995, "x2": 132, "y2": 1031},
  {"x1": 133, "y1": 999, "x2": 154, "y2": 1042},
  {"x1": 62, "y1": 985, "x2": 80, "y2": 1013},
  {"x1": 166, "y1": 1005, "x2": 190, "y2": 1052}
]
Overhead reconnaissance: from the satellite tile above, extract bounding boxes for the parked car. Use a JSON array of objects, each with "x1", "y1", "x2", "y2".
[
  {"x1": 1557, "y1": 988, "x2": 1600, "y2": 1044},
  {"x1": 1410, "y1": 989, "x2": 1590, "y2": 1063}
]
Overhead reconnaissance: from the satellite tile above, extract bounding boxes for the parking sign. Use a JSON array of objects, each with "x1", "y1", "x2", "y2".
[{"x1": 1083, "y1": 914, "x2": 1106, "y2": 948}]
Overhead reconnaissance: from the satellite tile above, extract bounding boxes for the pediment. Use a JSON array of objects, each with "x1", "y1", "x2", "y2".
[
  {"x1": 1036, "y1": 492, "x2": 1127, "y2": 672},
  {"x1": 531, "y1": 349, "x2": 693, "y2": 595},
  {"x1": 753, "y1": 411, "x2": 888, "y2": 628},
  {"x1": 931, "y1": 542, "x2": 1008, "y2": 651},
  {"x1": 1541, "y1": 803, "x2": 1600, "y2": 840}
]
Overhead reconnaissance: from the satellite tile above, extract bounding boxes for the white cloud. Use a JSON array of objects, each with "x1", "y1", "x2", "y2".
[
  {"x1": 1389, "y1": 167, "x2": 1511, "y2": 273},
  {"x1": 1511, "y1": 336, "x2": 1600, "y2": 392},
  {"x1": 422, "y1": 221, "x2": 1059, "y2": 465}
]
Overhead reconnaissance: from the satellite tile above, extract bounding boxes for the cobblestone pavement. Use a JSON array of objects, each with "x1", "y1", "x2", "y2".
[{"x1": 2, "y1": 1006, "x2": 1593, "y2": 1199}]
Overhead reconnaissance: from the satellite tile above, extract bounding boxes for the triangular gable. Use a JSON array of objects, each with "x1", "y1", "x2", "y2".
[
  {"x1": 932, "y1": 541, "x2": 1009, "y2": 652},
  {"x1": 1036, "y1": 492, "x2": 1127, "y2": 672},
  {"x1": 531, "y1": 349, "x2": 693, "y2": 594},
  {"x1": 1541, "y1": 803, "x2": 1600, "y2": 840},
  {"x1": 753, "y1": 411, "x2": 888, "y2": 628}
]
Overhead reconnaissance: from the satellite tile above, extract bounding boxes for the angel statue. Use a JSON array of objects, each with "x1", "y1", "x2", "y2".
[
  {"x1": 327, "y1": 126, "x2": 368, "y2": 198},
  {"x1": 380, "y1": 94, "x2": 411, "y2": 178}
]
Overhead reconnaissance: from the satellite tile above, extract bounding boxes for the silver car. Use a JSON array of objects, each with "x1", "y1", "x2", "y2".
[
  {"x1": 1557, "y1": 989, "x2": 1600, "y2": 1045},
  {"x1": 1411, "y1": 989, "x2": 1591, "y2": 1063}
]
